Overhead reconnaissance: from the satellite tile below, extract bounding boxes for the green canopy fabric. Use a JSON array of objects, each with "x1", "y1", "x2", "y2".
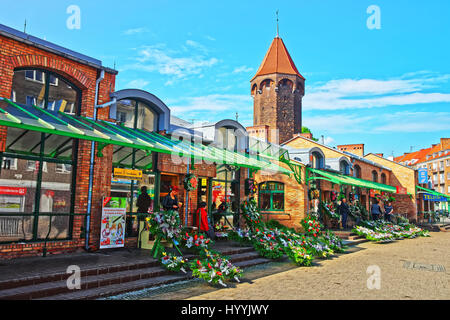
[
  {"x1": 307, "y1": 167, "x2": 398, "y2": 193},
  {"x1": 0, "y1": 97, "x2": 290, "y2": 172},
  {"x1": 416, "y1": 186, "x2": 450, "y2": 200}
]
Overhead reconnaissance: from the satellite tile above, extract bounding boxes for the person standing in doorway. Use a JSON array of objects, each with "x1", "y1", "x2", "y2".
[
  {"x1": 338, "y1": 197, "x2": 350, "y2": 229},
  {"x1": 136, "y1": 186, "x2": 152, "y2": 216},
  {"x1": 384, "y1": 201, "x2": 394, "y2": 222},
  {"x1": 371, "y1": 199, "x2": 383, "y2": 221},
  {"x1": 162, "y1": 185, "x2": 182, "y2": 211}
]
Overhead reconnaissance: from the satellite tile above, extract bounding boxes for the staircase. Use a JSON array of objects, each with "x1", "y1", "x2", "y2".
[
  {"x1": 332, "y1": 230, "x2": 368, "y2": 245},
  {"x1": 0, "y1": 245, "x2": 270, "y2": 300}
]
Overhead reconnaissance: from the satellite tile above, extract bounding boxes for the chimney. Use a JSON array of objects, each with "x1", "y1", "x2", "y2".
[
  {"x1": 337, "y1": 144, "x2": 365, "y2": 157},
  {"x1": 440, "y1": 138, "x2": 450, "y2": 150},
  {"x1": 300, "y1": 132, "x2": 313, "y2": 140}
]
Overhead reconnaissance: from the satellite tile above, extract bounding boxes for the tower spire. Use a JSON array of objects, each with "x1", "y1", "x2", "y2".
[{"x1": 276, "y1": 10, "x2": 279, "y2": 37}]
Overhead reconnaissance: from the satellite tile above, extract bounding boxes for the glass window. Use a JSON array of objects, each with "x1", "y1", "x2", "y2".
[
  {"x1": 258, "y1": 182, "x2": 284, "y2": 211},
  {"x1": 0, "y1": 68, "x2": 81, "y2": 243},
  {"x1": 372, "y1": 171, "x2": 378, "y2": 182}
]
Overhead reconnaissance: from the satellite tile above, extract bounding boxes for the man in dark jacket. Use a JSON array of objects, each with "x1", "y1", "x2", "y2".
[
  {"x1": 338, "y1": 197, "x2": 350, "y2": 229},
  {"x1": 136, "y1": 186, "x2": 152, "y2": 216}
]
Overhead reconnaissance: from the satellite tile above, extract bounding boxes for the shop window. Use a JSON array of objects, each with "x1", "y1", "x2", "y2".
[
  {"x1": 381, "y1": 173, "x2": 387, "y2": 185},
  {"x1": 116, "y1": 99, "x2": 158, "y2": 132},
  {"x1": 0, "y1": 69, "x2": 81, "y2": 243},
  {"x1": 12, "y1": 69, "x2": 80, "y2": 116},
  {"x1": 311, "y1": 151, "x2": 324, "y2": 169},
  {"x1": 354, "y1": 165, "x2": 361, "y2": 178},
  {"x1": 258, "y1": 181, "x2": 285, "y2": 211},
  {"x1": 372, "y1": 170, "x2": 378, "y2": 183},
  {"x1": 340, "y1": 160, "x2": 350, "y2": 175}
]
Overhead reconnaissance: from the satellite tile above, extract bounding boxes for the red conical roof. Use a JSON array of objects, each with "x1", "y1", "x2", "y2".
[{"x1": 252, "y1": 36, "x2": 304, "y2": 81}]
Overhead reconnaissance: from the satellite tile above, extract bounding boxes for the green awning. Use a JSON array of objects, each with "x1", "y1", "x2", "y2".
[
  {"x1": 307, "y1": 167, "x2": 398, "y2": 193},
  {"x1": 0, "y1": 97, "x2": 289, "y2": 172},
  {"x1": 416, "y1": 186, "x2": 450, "y2": 200}
]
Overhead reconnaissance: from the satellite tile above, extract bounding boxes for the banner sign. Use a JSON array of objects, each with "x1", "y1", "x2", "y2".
[
  {"x1": 422, "y1": 193, "x2": 448, "y2": 202},
  {"x1": 100, "y1": 197, "x2": 127, "y2": 249},
  {"x1": 0, "y1": 186, "x2": 27, "y2": 196},
  {"x1": 369, "y1": 189, "x2": 381, "y2": 198},
  {"x1": 396, "y1": 186, "x2": 407, "y2": 195},
  {"x1": 113, "y1": 168, "x2": 143, "y2": 180},
  {"x1": 418, "y1": 168, "x2": 428, "y2": 184}
]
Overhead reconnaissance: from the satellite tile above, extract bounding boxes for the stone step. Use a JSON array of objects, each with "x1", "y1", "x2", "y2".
[
  {"x1": 0, "y1": 247, "x2": 265, "y2": 300},
  {"x1": 0, "y1": 260, "x2": 160, "y2": 291},
  {"x1": 37, "y1": 256, "x2": 271, "y2": 300}
]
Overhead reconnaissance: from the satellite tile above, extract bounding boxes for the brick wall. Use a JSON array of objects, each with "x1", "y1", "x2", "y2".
[
  {"x1": 364, "y1": 154, "x2": 417, "y2": 220},
  {"x1": 251, "y1": 74, "x2": 304, "y2": 144},
  {"x1": 254, "y1": 163, "x2": 307, "y2": 231},
  {"x1": 0, "y1": 33, "x2": 116, "y2": 258}
]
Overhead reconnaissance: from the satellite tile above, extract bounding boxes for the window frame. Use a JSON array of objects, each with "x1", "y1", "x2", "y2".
[{"x1": 258, "y1": 181, "x2": 285, "y2": 212}]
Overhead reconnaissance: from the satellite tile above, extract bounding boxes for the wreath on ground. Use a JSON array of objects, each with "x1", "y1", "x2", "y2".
[{"x1": 183, "y1": 173, "x2": 198, "y2": 191}]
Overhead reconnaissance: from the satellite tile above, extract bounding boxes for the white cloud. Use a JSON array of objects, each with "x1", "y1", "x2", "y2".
[
  {"x1": 374, "y1": 112, "x2": 450, "y2": 133},
  {"x1": 121, "y1": 44, "x2": 218, "y2": 84},
  {"x1": 205, "y1": 35, "x2": 216, "y2": 41},
  {"x1": 122, "y1": 27, "x2": 149, "y2": 35},
  {"x1": 169, "y1": 94, "x2": 252, "y2": 123},
  {"x1": 304, "y1": 111, "x2": 450, "y2": 134},
  {"x1": 233, "y1": 66, "x2": 253, "y2": 74},
  {"x1": 125, "y1": 79, "x2": 150, "y2": 89},
  {"x1": 303, "y1": 72, "x2": 450, "y2": 110}
]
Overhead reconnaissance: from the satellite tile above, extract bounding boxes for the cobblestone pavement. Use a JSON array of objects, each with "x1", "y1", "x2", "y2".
[{"x1": 185, "y1": 232, "x2": 450, "y2": 300}]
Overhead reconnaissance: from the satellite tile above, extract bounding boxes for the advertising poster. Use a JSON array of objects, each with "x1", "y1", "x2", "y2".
[{"x1": 100, "y1": 197, "x2": 127, "y2": 249}]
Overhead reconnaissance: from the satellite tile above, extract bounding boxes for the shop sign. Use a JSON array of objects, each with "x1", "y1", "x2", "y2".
[
  {"x1": 418, "y1": 168, "x2": 428, "y2": 184},
  {"x1": 422, "y1": 193, "x2": 448, "y2": 202},
  {"x1": 113, "y1": 168, "x2": 143, "y2": 180},
  {"x1": 396, "y1": 186, "x2": 407, "y2": 195},
  {"x1": 369, "y1": 189, "x2": 381, "y2": 198},
  {"x1": 0, "y1": 186, "x2": 27, "y2": 195},
  {"x1": 100, "y1": 197, "x2": 127, "y2": 249}
]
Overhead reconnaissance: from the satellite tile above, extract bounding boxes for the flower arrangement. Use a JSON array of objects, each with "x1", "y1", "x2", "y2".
[
  {"x1": 228, "y1": 229, "x2": 254, "y2": 245},
  {"x1": 189, "y1": 249, "x2": 243, "y2": 287},
  {"x1": 189, "y1": 258, "x2": 227, "y2": 287},
  {"x1": 146, "y1": 210, "x2": 182, "y2": 241},
  {"x1": 300, "y1": 215, "x2": 323, "y2": 237},
  {"x1": 183, "y1": 173, "x2": 198, "y2": 191},
  {"x1": 160, "y1": 252, "x2": 187, "y2": 273},
  {"x1": 182, "y1": 232, "x2": 211, "y2": 249},
  {"x1": 284, "y1": 243, "x2": 313, "y2": 266},
  {"x1": 353, "y1": 220, "x2": 430, "y2": 242},
  {"x1": 321, "y1": 230, "x2": 347, "y2": 253},
  {"x1": 320, "y1": 201, "x2": 340, "y2": 220},
  {"x1": 241, "y1": 198, "x2": 263, "y2": 230}
]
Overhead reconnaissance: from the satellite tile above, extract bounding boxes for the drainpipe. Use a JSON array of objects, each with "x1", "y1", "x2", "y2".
[{"x1": 85, "y1": 69, "x2": 105, "y2": 251}]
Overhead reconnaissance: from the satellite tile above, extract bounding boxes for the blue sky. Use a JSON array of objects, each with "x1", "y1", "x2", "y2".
[{"x1": 1, "y1": 0, "x2": 450, "y2": 157}]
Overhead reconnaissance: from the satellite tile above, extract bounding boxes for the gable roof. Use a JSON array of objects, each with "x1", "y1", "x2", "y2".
[{"x1": 251, "y1": 37, "x2": 304, "y2": 81}]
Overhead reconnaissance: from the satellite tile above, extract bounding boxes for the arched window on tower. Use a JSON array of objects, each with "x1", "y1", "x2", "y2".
[
  {"x1": 251, "y1": 83, "x2": 257, "y2": 96},
  {"x1": 278, "y1": 78, "x2": 293, "y2": 91},
  {"x1": 260, "y1": 79, "x2": 273, "y2": 92}
]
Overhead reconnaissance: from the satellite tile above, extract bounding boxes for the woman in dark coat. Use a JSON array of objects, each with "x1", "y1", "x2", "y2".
[{"x1": 162, "y1": 185, "x2": 182, "y2": 211}]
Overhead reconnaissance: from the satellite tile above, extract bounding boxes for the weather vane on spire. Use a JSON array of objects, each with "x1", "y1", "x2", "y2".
[{"x1": 276, "y1": 10, "x2": 279, "y2": 37}]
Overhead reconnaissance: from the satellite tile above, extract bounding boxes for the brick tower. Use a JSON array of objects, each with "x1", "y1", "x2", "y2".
[{"x1": 249, "y1": 36, "x2": 305, "y2": 144}]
